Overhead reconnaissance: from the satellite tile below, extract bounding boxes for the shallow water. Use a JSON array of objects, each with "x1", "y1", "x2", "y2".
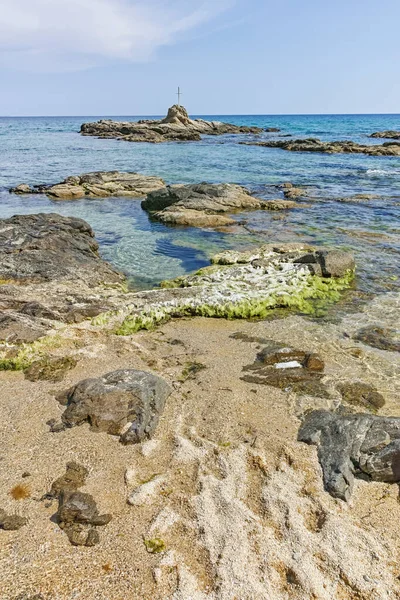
[{"x1": 0, "y1": 114, "x2": 399, "y2": 294}]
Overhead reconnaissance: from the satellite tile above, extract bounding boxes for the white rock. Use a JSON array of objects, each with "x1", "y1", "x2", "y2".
[{"x1": 275, "y1": 361, "x2": 303, "y2": 369}]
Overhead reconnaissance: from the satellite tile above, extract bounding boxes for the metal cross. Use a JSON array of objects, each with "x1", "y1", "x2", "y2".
[{"x1": 177, "y1": 87, "x2": 182, "y2": 106}]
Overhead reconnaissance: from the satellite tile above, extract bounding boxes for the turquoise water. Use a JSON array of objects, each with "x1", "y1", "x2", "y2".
[{"x1": 0, "y1": 114, "x2": 399, "y2": 292}]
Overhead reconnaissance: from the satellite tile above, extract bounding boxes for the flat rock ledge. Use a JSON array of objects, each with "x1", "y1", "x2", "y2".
[
  {"x1": 115, "y1": 245, "x2": 355, "y2": 334},
  {"x1": 298, "y1": 410, "x2": 400, "y2": 501},
  {"x1": 370, "y1": 130, "x2": 400, "y2": 140},
  {"x1": 10, "y1": 171, "x2": 165, "y2": 200},
  {"x1": 142, "y1": 183, "x2": 264, "y2": 228},
  {"x1": 241, "y1": 138, "x2": 400, "y2": 156},
  {"x1": 80, "y1": 104, "x2": 262, "y2": 144}
]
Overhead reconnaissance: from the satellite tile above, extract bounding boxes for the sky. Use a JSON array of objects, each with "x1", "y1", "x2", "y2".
[{"x1": 0, "y1": 0, "x2": 399, "y2": 116}]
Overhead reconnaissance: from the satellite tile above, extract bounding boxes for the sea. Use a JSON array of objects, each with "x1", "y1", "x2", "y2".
[{"x1": 0, "y1": 114, "x2": 399, "y2": 302}]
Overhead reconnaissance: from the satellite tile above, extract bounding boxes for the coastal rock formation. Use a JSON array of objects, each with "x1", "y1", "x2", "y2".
[
  {"x1": 298, "y1": 410, "x2": 400, "y2": 501},
  {"x1": 0, "y1": 213, "x2": 123, "y2": 285},
  {"x1": 354, "y1": 325, "x2": 400, "y2": 352},
  {"x1": 241, "y1": 138, "x2": 400, "y2": 156},
  {"x1": 370, "y1": 130, "x2": 400, "y2": 140},
  {"x1": 80, "y1": 104, "x2": 262, "y2": 144},
  {"x1": 115, "y1": 245, "x2": 355, "y2": 334},
  {"x1": 10, "y1": 171, "x2": 165, "y2": 199},
  {"x1": 55, "y1": 369, "x2": 172, "y2": 444},
  {"x1": 142, "y1": 183, "x2": 262, "y2": 228}
]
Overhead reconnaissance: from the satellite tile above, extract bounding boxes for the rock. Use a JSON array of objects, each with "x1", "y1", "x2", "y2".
[
  {"x1": 0, "y1": 213, "x2": 123, "y2": 285},
  {"x1": 115, "y1": 244, "x2": 354, "y2": 334},
  {"x1": 48, "y1": 462, "x2": 88, "y2": 499},
  {"x1": 242, "y1": 341, "x2": 328, "y2": 397},
  {"x1": 294, "y1": 250, "x2": 355, "y2": 278},
  {"x1": 370, "y1": 130, "x2": 400, "y2": 140},
  {"x1": 48, "y1": 463, "x2": 111, "y2": 546},
  {"x1": 265, "y1": 127, "x2": 281, "y2": 132},
  {"x1": 24, "y1": 356, "x2": 78, "y2": 382},
  {"x1": 127, "y1": 475, "x2": 166, "y2": 506},
  {"x1": 0, "y1": 509, "x2": 27, "y2": 531},
  {"x1": 354, "y1": 326, "x2": 400, "y2": 352},
  {"x1": 0, "y1": 312, "x2": 49, "y2": 343},
  {"x1": 337, "y1": 382, "x2": 385, "y2": 412},
  {"x1": 142, "y1": 183, "x2": 261, "y2": 229},
  {"x1": 263, "y1": 200, "x2": 299, "y2": 210},
  {"x1": 80, "y1": 104, "x2": 262, "y2": 144},
  {"x1": 298, "y1": 410, "x2": 400, "y2": 501},
  {"x1": 240, "y1": 138, "x2": 400, "y2": 157},
  {"x1": 56, "y1": 369, "x2": 172, "y2": 444},
  {"x1": 10, "y1": 171, "x2": 165, "y2": 200},
  {"x1": 283, "y1": 187, "x2": 307, "y2": 200}
]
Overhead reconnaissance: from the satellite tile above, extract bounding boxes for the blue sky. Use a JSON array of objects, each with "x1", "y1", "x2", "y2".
[{"x1": 0, "y1": 0, "x2": 399, "y2": 116}]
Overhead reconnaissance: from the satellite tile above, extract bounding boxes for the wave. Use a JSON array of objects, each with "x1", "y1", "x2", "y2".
[{"x1": 366, "y1": 168, "x2": 400, "y2": 176}]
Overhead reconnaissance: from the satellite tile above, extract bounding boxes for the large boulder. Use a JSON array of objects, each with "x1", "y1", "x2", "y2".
[
  {"x1": 55, "y1": 369, "x2": 172, "y2": 444},
  {"x1": 298, "y1": 410, "x2": 400, "y2": 501},
  {"x1": 142, "y1": 183, "x2": 262, "y2": 228},
  {"x1": 10, "y1": 171, "x2": 165, "y2": 200},
  {"x1": 0, "y1": 213, "x2": 123, "y2": 285}
]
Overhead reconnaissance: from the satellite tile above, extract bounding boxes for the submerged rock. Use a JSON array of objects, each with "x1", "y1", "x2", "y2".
[
  {"x1": 55, "y1": 369, "x2": 172, "y2": 444},
  {"x1": 337, "y1": 382, "x2": 385, "y2": 412},
  {"x1": 142, "y1": 183, "x2": 262, "y2": 229},
  {"x1": 298, "y1": 410, "x2": 400, "y2": 501},
  {"x1": 354, "y1": 325, "x2": 400, "y2": 352},
  {"x1": 241, "y1": 138, "x2": 400, "y2": 156},
  {"x1": 10, "y1": 171, "x2": 165, "y2": 200},
  {"x1": 80, "y1": 104, "x2": 262, "y2": 144},
  {"x1": 242, "y1": 341, "x2": 328, "y2": 397},
  {"x1": 0, "y1": 509, "x2": 27, "y2": 531}
]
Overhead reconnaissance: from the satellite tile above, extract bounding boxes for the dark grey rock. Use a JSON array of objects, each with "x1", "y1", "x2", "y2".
[
  {"x1": 294, "y1": 250, "x2": 355, "y2": 278},
  {"x1": 298, "y1": 410, "x2": 400, "y2": 501},
  {"x1": 0, "y1": 213, "x2": 124, "y2": 285},
  {"x1": 0, "y1": 509, "x2": 28, "y2": 531},
  {"x1": 56, "y1": 369, "x2": 172, "y2": 444}
]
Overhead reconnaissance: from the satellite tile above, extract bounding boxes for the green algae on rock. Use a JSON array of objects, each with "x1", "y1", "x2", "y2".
[{"x1": 115, "y1": 246, "x2": 355, "y2": 335}]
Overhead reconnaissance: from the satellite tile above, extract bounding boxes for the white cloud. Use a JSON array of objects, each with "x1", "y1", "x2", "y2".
[{"x1": 0, "y1": 0, "x2": 233, "y2": 72}]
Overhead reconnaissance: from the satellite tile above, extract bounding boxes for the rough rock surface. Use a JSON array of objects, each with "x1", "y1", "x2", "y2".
[
  {"x1": 48, "y1": 463, "x2": 111, "y2": 546},
  {"x1": 370, "y1": 130, "x2": 400, "y2": 140},
  {"x1": 0, "y1": 509, "x2": 27, "y2": 531},
  {"x1": 241, "y1": 137, "x2": 400, "y2": 156},
  {"x1": 0, "y1": 213, "x2": 123, "y2": 285},
  {"x1": 242, "y1": 340, "x2": 327, "y2": 396},
  {"x1": 293, "y1": 250, "x2": 356, "y2": 277},
  {"x1": 115, "y1": 245, "x2": 355, "y2": 334},
  {"x1": 55, "y1": 369, "x2": 172, "y2": 444},
  {"x1": 298, "y1": 410, "x2": 400, "y2": 501},
  {"x1": 142, "y1": 183, "x2": 262, "y2": 228},
  {"x1": 80, "y1": 104, "x2": 262, "y2": 143},
  {"x1": 10, "y1": 171, "x2": 165, "y2": 199},
  {"x1": 354, "y1": 325, "x2": 400, "y2": 352},
  {"x1": 337, "y1": 381, "x2": 385, "y2": 412}
]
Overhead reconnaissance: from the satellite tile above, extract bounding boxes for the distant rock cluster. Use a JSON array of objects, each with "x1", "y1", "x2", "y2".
[
  {"x1": 80, "y1": 104, "x2": 262, "y2": 143},
  {"x1": 241, "y1": 137, "x2": 400, "y2": 156}
]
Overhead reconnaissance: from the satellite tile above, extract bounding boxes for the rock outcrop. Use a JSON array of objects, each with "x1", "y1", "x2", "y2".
[
  {"x1": 54, "y1": 369, "x2": 172, "y2": 444},
  {"x1": 0, "y1": 213, "x2": 123, "y2": 285},
  {"x1": 241, "y1": 138, "x2": 400, "y2": 156},
  {"x1": 370, "y1": 130, "x2": 400, "y2": 140},
  {"x1": 142, "y1": 183, "x2": 263, "y2": 228},
  {"x1": 298, "y1": 410, "x2": 400, "y2": 501},
  {"x1": 80, "y1": 105, "x2": 262, "y2": 144},
  {"x1": 10, "y1": 171, "x2": 165, "y2": 199}
]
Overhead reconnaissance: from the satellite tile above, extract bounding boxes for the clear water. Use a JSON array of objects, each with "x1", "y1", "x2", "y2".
[{"x1": 0, "y1": 114, "x2": 399, "y2": 294}]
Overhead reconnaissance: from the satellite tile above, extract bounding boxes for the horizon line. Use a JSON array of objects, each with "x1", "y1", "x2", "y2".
[{"x1": 1, "y1": 112, "x2": 400, "y2": 118}]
